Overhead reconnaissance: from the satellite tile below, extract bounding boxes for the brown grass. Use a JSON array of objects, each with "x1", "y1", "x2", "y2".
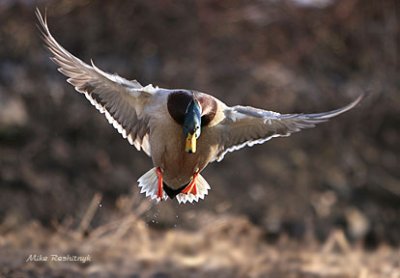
[{"x1": 1, "y1": 192, "x2": 399, "y2": 278}]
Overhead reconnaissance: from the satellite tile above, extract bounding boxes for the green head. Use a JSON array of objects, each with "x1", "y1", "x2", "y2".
[{"x1": 183, "y1": 99, "x2": 202, "y2": 153}]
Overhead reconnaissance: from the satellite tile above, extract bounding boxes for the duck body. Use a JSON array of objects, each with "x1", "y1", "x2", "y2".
[{"x1": 148, "y1": 90, "x2": 222, "y2": 190}]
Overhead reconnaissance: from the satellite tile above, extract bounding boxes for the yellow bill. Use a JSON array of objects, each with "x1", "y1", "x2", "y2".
[{"x1": 185, "y1": 133, "x2": 197, "y2": 153}]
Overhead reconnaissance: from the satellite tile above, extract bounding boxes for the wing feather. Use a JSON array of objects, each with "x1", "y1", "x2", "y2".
[
  {"x1": 214, "y1": 95, "x2": 363, "y2": 162},
  {"x1": 36, "y1": 9, "x2": 155, "y2": 156}
]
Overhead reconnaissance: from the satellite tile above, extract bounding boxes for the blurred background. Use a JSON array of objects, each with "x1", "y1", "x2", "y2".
[{"x1": 0, "y1": 0, "x2": 399, "y2": 277}]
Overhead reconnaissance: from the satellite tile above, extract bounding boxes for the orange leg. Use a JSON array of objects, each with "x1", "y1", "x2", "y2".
[
  {"x1": 181, "y1": 172, "x2": 198, "y2": 195},
  {"x1": 156, "y1": 167, "x2": 163, "y2": 200}
]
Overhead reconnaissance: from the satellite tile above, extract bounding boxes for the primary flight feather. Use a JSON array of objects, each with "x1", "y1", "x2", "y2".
[{"x1": 36, "y1": 9, "x2": 363, "y2": 204}]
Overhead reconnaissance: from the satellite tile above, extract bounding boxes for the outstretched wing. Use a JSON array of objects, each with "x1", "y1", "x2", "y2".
[
  {"x1": 36, "y1": 9, "x2": 156, "y2": 156},
  {"x1": 213, "y1": 95, "x2": 363, "y2": 162}
]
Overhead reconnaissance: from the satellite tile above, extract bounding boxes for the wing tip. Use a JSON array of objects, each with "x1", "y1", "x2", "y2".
[
  {"x1": 35, "y1": 7, "x2": 49, "y2": 35},
  {"x1": 348, "y1": 93, "x2": 365, "y2": 109},
  {"x1": 331, "y1": 93, "x2": 365, "y2": 117}
]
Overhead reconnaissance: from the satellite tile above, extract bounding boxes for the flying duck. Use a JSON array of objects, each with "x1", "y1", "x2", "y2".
[{"x1": 36, "y1": 9, "x2": 363, "y2": 204}]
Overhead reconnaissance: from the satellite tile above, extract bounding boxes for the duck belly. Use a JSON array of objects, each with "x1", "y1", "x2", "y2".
[{"x1": 149, "y1": 121, "x2": 202, "y2": 189}]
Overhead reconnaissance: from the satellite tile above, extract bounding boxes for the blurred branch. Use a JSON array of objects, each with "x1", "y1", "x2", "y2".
[{"x1": 77, "y1": 192, "x2": 102, "y2": 235}]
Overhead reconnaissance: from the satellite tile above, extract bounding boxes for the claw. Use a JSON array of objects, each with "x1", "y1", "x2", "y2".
[
  {"x1": 181, "y1": 172, "x2": 198, "y2": 195},
  {"x1": 156, "y1": 167, "x2": 163, "y2": 200}
]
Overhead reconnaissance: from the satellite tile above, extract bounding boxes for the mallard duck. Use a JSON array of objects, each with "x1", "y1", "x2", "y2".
[{"x1": 36, "y1": 9, "x2": 363, "y2": 204}]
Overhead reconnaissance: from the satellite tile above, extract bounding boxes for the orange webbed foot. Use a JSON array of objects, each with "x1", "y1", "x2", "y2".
[{"x1": 181, "y1": 172, "x2": 199, "y2": 195}]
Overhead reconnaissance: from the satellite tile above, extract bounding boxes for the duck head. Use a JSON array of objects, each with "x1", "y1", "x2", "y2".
[
  {"x1": 167, "y1": 90, "x2": 217, "y2": 154},
  {"x1": 183, "y1": 99, "x2": 202, "y2": 153}
]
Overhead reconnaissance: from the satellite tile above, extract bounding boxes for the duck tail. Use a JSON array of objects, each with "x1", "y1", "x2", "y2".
[
  {"x1": 137, "y1": 167, "x2": 168, "y2": 202},
  {"x1": 138, "y1": 168, "x2": 211, "y2": 204},
  {"x1": 176, "y1": 173, "x2": 211, "y2": 204}
]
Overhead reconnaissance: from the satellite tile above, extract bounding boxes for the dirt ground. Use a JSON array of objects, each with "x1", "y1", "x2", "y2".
[{"x1": 0, "y1": 0, "x2": 399, "y2": 277}]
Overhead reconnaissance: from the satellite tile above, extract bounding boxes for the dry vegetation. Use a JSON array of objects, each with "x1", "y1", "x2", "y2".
[
  {"x1": 0, "y1": 0, "x2": 399, "y2": 277},
  {"x1": 2, "y1": 192, "x2": 400, "y2": 277}
]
